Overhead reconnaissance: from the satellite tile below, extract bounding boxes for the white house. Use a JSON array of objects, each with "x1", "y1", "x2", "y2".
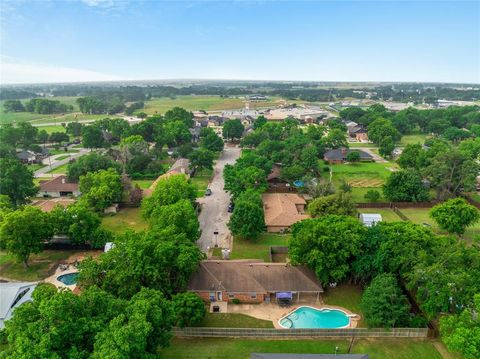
[
  {"x1": 0, "y1": 282, "x2": 37, "y2": 328},
  {"x1": 359, "y1": 213, "x2": 382, "y2": 227},
  {"x1": 38, "y1": 175, "x2": 81, "y2": 198}
]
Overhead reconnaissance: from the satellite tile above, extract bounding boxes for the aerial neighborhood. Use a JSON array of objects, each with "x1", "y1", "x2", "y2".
[{"x1": 0, "y1": 80, "x2": 479, "y2": 359}]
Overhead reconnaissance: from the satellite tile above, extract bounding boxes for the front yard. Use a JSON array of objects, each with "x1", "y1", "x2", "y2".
[{"x1": 158, "y1": 338, "x2": 442, "y2": 359}]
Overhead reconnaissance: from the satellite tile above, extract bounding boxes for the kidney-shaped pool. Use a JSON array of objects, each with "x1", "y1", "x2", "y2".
[
  {"x1": 279, "y1": 306, "x2": 351, "y2": 329},
  {"x1": 57, "y1": 272, "x2": 79, "y2": 286}
]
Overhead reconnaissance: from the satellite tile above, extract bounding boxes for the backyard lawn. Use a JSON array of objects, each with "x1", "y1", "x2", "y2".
[
  {"x1": 323, "y1": 284, "x2": 365, "y2": 327},
  {"x1": 327, "y1": 162, "x2": 396, "y2": 188},
  {"x1": 194, "y1": 313, "x2": 274, "y2": 328},
  {"x1": 34, "y1": 125, "x2": 68, "y2": 134},
  {"x1": 101, "y1": 207, "x2": 148, "y2": 234},
  {"x1": 399, "y1": 134, "x2": 429, "y2": 146},
  {"x1": 191, "y1": 168, "x2": 213, "y2": 197},
  {"x1": 158, "y1": 338, "x2": 441, "y2": 359},
  {"x1": 350, "y1": 187, "x2": 387, "y2": 203},
  {"x1": 358, "y1": 208, "x2": 403, "y2": 222},
  {"x1": 231, "y1": 233, "x2": 291, "y2": 262},
  {"x1": 0, "y1": 250, "x2": 82, "y2": 281}
]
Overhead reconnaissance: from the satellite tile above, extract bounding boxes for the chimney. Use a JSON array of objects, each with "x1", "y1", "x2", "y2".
[{"x1": 61, "y1": 177, "x2": 66, "y2": 184}]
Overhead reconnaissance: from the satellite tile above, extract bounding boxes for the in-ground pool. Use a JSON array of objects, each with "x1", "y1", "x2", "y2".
[
  {"x1": 279, "y1": 306, "x2": 351, "y2": 329},
  {"x1": 57, "y1": 272, "x2": 79, "y2": 286}
]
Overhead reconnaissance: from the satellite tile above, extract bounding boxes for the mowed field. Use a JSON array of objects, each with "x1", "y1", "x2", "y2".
[{"x1": 142, "y1": 95, "x2": 283, "y2": 115}]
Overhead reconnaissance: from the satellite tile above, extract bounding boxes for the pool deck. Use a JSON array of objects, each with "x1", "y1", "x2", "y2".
[
  {"x1": 44, "y1": 266, "x2": 78, "y2": 290},
  {"x1": 227, "y1": 299, "x2": 360, "y2": 329}
]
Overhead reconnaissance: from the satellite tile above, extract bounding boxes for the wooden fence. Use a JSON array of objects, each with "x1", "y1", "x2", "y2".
[
  {"x1": 172, "y1": 327, "x2": 430, "y2": 339},
  {"x1": 356, "y1": 201, "x2": 440, "y2": 209}
]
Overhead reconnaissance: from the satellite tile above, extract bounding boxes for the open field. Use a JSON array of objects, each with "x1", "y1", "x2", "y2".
[
  {"x1": 231, "y1": 233, "x2": 290, "y2": 262},
  {"x1": 158, "y1": 338, "x2": 442, "y2": 359},
  {"x1": 143, "y1": 95, "x2": 282, "y2": 115},
  {"x1": 358, "y1": 208, "x2": 403, "y2": 222},
  {"x1": 101, "y1": 207, "x2": 148, "y2": 234},
  {"x1": 35, "y1": 125, "x2": 67, "y2": 134},
  {"x1": 0, "y1": 250, "x2": 82, "y2": 281},
  {"x1": 194, "y1": 313, "x2": 274, "y2": 328},
  {"x1": 399, "y1": 134, "x2": 429, "y2": 146}
]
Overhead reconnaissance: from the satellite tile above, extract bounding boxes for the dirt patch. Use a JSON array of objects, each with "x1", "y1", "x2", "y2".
[{"x1": 348, "y1": 178, "x2": 384, "y2": 187}]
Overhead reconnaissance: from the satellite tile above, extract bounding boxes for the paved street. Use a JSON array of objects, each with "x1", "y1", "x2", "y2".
[
  {"x1": 34, "y1": 146, "x2": 90, "y2": 178},
  {"x1": 197, "y1": 145, "x2": 241, "y2": 252}
]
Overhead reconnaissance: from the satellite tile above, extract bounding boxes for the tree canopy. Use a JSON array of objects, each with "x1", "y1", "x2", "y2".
[
  {"x1": 430, "y1": 198, "x2": 480, "y2": 237},
  {"x1": 228, "y1": 189, "x2": 265, "y2": 240}
]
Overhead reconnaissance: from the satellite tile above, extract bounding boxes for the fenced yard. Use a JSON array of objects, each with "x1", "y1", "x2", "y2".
[{"x1": 230, "y1": 234, "x2": 291, "y2": 262}]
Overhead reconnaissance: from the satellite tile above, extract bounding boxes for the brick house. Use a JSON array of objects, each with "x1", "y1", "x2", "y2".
[
  {"x1": 262, "y1": 193, "x2": 309, "y2": 233},
  {"x1": 188, "y1": 260, "x2": 323, "y2": 304}
]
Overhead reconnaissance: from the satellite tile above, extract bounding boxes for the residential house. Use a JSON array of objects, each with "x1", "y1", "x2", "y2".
[
  {"x1": 267, "y1": 164, "x2": 292, "y2": 191},
  {"x1": 0, "y1": 282, "x2": 37, "y2": 329},
  {"x1": 262, "y1": 193, "x2": 309, "y2": 233},
  {"x1": 188, "y1": 260, "x2": 323, "y2": 304},
  {"x1": 33, "y1": 198, "x2": 76, "y2": 212},
  {"x1": 324, "y1": 148, "x2": 373, "y2": 164},
  {"x1": 347, "y1": 125, "x2": 369, "y2": 142},
  {"x1": 38, "y1": 175, "x2": 81, "y2": 198},
  {"x1": 16, "y1": 150, "x2": 38, "y2": 164}
]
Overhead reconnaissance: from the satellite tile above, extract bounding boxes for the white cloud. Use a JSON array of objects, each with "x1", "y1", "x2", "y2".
[{"x1": 0, "y1": 60, "x2": 125, "y2": 84}]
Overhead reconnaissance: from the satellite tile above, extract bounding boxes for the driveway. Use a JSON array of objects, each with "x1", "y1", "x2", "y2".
[
  {"x1": 197, "y1": 145, "x2": 241, "y2": 252},
  {"x1": 34, "y1": 147, "x2": 90, "y2": 178}
]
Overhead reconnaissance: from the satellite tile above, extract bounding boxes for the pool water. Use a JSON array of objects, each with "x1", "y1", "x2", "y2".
[
  {"x1": 279, "y1": 306, "x2": 350, "y2": 329},
  {"x1": 57, "y1": 272, "x2": 79, "y2": 285}
]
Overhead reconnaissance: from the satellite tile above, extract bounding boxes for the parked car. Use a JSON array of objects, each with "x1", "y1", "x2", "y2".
[
  {"x1": 227, "y1": 202, "x2": 235, "y2": 213},
  {"x1": 205, "y1": 188, "x2": 212, "y2": 196}
]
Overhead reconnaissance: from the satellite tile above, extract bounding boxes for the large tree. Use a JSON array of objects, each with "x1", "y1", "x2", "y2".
[
  {"x1": 228, "y1": 189, "x2": 265, "y2": 240},
  {"x1": 224, "y1": 165, "x2": 267, "y2": 199},
  {"x1": 0, "y1": 206, "x2": 53, "y2": 267},
  {"x1": 222, "y1": 119, "x2": 244, "y2": 141},
  {"x1": 141, "y1": 174, "x2": 197, "y2": 219},
  {"x1": 430, "y1": 198, "x2": 480, "y2": 237},
  {"x1": 164, "y1": 106, "x2": 194, "y2": 127},
  {"x1": 79, "y1": 168, "x2": 123, "y2": 211},
  {"x1": 307, "y1": 192, "x2": 357, "y2": 218},
  {"x1": 367, "y1": 118, "x2": 401, "y2": 145},
  {"x1": 199, "y1": 128, "x2": 224, "y2": 152},
  {"x1": 67, "y1": 152, "x2": 121, "y2": 181},
  {"x1": 289, "y1": 215, "x2": 366, "y2": 285},
  {"x1": 172, "y1": 292, "x2": 206, "y2": 328},
  {"x1": 189, "y1": 148, "x2": 214, "y2": 173},
  {"x1": 360, "y1": 273, "x2": 411, "y2": 328},
  {"x1": 440, "y1": 294, "x2": 480, "y2": 359},
  {"x1": 0, "y1": 158, "x2": 38, "y2": 206},
  {"x1": 78, "y1": 228, "x2": 204, "y2": 299},
  {"x1": 82, "y1": 125, "x2": 105, "y2": 149},
  {"x1": 383, "y1": 169, "x2": 430, "y2": 202}
]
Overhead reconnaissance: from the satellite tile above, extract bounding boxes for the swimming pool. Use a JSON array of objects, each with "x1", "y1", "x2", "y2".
[
  {"x1": 57, "y1": 272, "x2": 78, "y2": 286},
  {"x1": 279, "y1": 306, "x2": 351, "y2": 329}
]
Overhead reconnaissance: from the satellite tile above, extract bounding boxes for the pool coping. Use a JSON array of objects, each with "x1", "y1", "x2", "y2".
[
  {"x1": 277, "y1": 305, "x2": 359, "y2": 329},
  {"x1": 44, "y1": 266, "x2": 79, "y2": 290}
]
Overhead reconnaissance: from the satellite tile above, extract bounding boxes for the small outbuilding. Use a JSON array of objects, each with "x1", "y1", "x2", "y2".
[{"x1": 359, "y1": 213, "x2": 382, "y2": 227}]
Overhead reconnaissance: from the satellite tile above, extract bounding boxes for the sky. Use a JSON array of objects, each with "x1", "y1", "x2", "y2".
[{"x1": 0, "y1": 0, "x2": 479, "y2": 84}]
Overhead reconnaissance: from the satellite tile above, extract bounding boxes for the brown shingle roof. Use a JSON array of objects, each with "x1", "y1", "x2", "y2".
[
  {"x1": 33, "y1": 198, "x2": 76, "y2": 212},
  {"x1": 39, "y1": 175, "x2": 79, "y2": 192},
  {"x1": 188, "y1": 260, "x2": 323, "y2": 293},
  {"x1": 262, "y1": 193, "x2": 309, "y2": 227}
]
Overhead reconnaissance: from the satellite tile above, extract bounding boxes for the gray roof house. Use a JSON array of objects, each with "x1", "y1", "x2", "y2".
[
  {"x1": 0, "y1": 282, "x2": 37, "y2": 328},
  {"x1": 324, "y1": 148, "x2": 373, "y2": 164}
]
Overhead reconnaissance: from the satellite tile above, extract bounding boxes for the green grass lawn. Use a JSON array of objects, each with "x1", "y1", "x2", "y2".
[
  {"x1": 49, "y1": 148, "x2": 79, "y2": 155},
  {"x1": 46, "y1": 162, "x2": 69, "y2": 174},
  {"x1": 231, "y1": 233, "x2": 290, "y2": 262},
  {"x1": 158, "y1": 338, "x2": 441, "y2": 359},
  {"x1": 323, "y1": 284, "x2": 365, "y2": 327},
  {"x1": 0, "y1": 250, "x2": 82, "y2": 281},
  {"x1": 194, "y1": 313, "x2": 274, "y2": 328},
  {"x1": 399, "y1": 134, "x2": 429, "y2": 146},
  {"x1": 143, "y1": 95, "x2": 282, "y2": 115},
  {"x1": 34, "y1": 125, "x2": 67, "y2": 134},
  {"x1": 326, "y1": 162, "x2": 396, "y2": 189},
  {"x1": 101, "y1": 207, "x2": 148, "y2": 234},
  {"x1": 54, "y1": 154, "x2": 73, "y2": 161},
  {"x1": 400, "y1": 207, "x2": 480, "y2": 242},
  {"x1": 349, "y1": 142, "x2": 377, "y2": 148},
  {"x1": 350, "y1": 187, "x2": 387, "y2": 203},
  {"x1": 132, "y1": 179, "x2": 154, "y2": 189},
  {"x1": 191, "y1": 168, "x2": 213, "y2": 197},
  {"x1": 358, "y1": 208, "x2": 403, "y2": 222},
  {"x1": 26, "y1": 163, "x2": 44, "y2": 172}
]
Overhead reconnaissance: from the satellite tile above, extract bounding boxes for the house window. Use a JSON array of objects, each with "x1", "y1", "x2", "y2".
[
  {"x1": 209, "y1": 292, "x2": 215, "y2": 301},
  {"x1": 228, "y1": 294, "x2": 234, "y2": 299},
  {"x1": 251, "y1": 293, "x2": 257, "y2": 299}
]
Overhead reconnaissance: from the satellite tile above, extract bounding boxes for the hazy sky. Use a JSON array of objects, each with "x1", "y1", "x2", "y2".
[{"x1": 1, "y1": 0, "x2": 479, "y2": 84}]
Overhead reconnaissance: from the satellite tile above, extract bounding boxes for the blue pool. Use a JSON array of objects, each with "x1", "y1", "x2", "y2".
[
  {"x1": 57, "y1": 272, "x2": 78, "y2": 285},
  {"x1": 279, "y1": 306, "x2": 350, "y2": 329}
]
